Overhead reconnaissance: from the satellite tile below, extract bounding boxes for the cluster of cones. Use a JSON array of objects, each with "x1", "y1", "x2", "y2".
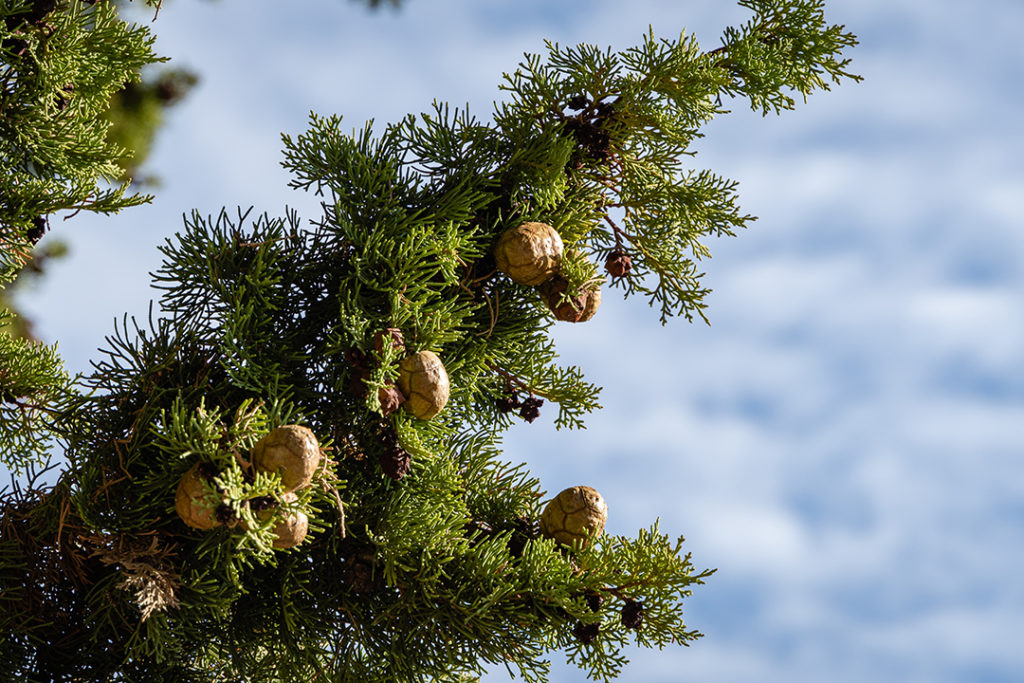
[
  {"x1": 493, "y1": 221, "x2": 632, "y2": 323},
  {"x1": 174, "y1": 425, "x2": 322, "y2": 549}
]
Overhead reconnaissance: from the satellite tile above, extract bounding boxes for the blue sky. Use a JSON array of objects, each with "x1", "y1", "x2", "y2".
[{"x1": 12, "y1": 1, "x2": 1024, "y2": 681}]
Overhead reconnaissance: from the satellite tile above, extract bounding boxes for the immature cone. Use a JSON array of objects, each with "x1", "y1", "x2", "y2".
[
  {"x1": 519, "y1": 396, "x2": 543, "y2": 423},
  {"x1": 573, "y1": 621, "x2": 601, "y2": 645},
  {"x1": 378, "y1": 445, "x2": 412, "y2": 481},
  {"x1": 495, "y1": 391, "x2": 521, "y2": 414},
  {"x1": 373, "y1": 327, "x2": 406, "y2": 355},
  {"x1": 175, "y1": 463, "x2": 221, "y2": 530},
  {"x1": 494, "y1": 221, "x2": 564, "y2": 286},
  {"x1": 255, "y1": 492, "x2": 309, "y2": 549},
  {"x1": 539, "y1": 486, "x2": 608, "y2": 549},
  {"x1": 396, "y1": 350, "x2": 450, "y2": 420},
  {"x1": 540, "y1": 275, "x2": 602, "y2": 323},
  {"x1": 252, "y1": 425, "x2": 321, "y2": 493},
  {"x1": 604, "y1": 250, "x2": 632, "y2": 278},
  {"x1": 378, "y1": 384, "x2": 407, "y2": 417},
  {"x1": 621, "y1": 598, "x2": 645, "y2": 630}
]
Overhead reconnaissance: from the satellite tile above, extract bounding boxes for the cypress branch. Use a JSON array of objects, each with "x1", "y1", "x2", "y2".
[{"x1": 0, "y1": 2, "x2": 859, "y2": 680}]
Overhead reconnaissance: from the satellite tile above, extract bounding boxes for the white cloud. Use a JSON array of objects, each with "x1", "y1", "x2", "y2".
[{"x1": 903, "y1": 286, "x2": 1024, "y2": 373}]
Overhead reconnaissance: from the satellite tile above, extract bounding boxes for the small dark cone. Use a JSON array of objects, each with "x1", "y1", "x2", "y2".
[
  {"x1": 519, "y1": 396, "x2": 543, "y2": 423},
  {"x1": 156, "y1": 79, "x2": 182, "y2": 104},
  {"x1": 585, "y1": 589, "x2": 604, "y2": 613},
  {"x1": 26, "y1": 216, "x2": 48, "y2": 244},
  {"x1": 621, "y1": 598, "x2": 644, "y2": 630},
  {"x1": 495, "y1": 391, "x2": 521, "y2": 414},
  {"x1": 379, "y1": 448, "x2": 411, "y2": 481},
  {"x1": 153, "y1": 71, "x2": 198, "y2": 106},
  {"x1": 378, "y1": 385, "x2": 407, "y2": 417},
  {"x1": 573, "y1": 621, "x2": 600, "y2": 645},
  {"x1": 604, "y1": 250, "x2": 632, "y2": 278},
  {"x1": 507, "y1": 516, "x2": 540, "y2": 558},
  {"x1": 567, "y1": 94, "x2": 589, "y2": 111},
  {"x1": 214, "y1": 503, "x2": 237, "y2": 526},
  {"x1": 373, "y1": 327, "x2": 406, "y2": 355}
]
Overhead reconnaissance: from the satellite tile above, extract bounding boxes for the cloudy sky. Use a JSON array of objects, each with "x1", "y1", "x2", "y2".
[{"x1": 13, "y1": 0, "x2": 1024, "y2": 681}]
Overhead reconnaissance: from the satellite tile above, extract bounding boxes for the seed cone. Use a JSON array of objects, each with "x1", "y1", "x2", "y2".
[
  {"x1": 494, "y1": 222, "x2": 564, "y2": 286},
  {"x1": 396, "y1": 350, "x2": 450, "y2": 420},
  {"x1": 539, "y1": 485, "x2": 608, "y2": 549},
  {"x1": 252, "y1": 424, "x2": 321, "y2": 493},
  {"x1": 519, "y1": 396, "x2": 543, "y2": 423},
  {"x1": 621, "y1": 599, "x2": 645, "y2": 630},
  {"x1": 253, "y1": 492, "x2": 309, "y2": 549},
  {"x1": 175, "y1": 463, "x2": 222, "y2": 530},
  {"x1": 573, "y1": 621, "x2": 600, "y2": 645},
  {"x1": 540, "y1": 276, "x2": 601, "y2": 323},
  {"x1": 604, "y1": 250, "x2": 632, "y2": 278},
  {"x1": 373, "y1": 327, "x2": 406, "y2": 355},
  {"x1": 378, "y1": 384, "x2": 407, "y2": 417}
]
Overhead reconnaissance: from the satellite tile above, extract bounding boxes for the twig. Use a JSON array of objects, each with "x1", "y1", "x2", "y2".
[
  {"x1": 487, "y1": 364, "x2": 555, "y2": 400},
  {"x1": 474, "y1": 289, "x2": 498, "y2": 339}
]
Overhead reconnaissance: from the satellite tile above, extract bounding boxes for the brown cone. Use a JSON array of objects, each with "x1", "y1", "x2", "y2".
[
  {"x1": 175, "y1": 463, "x2": 222, "y2": 530},
  {"x1": 494, "y1": 222, "x2": 564, "y2": 286},
  {"x1": 254, "y1": 492, "x2": 309, "y2": 549},
  {"x1": 252, "y1": 425, "x2": 322, "y2": 493},
  {"x1": 378, "y1": 384, "x2": 407, "y2": 417},
  {"x1": 604, "y1": 250, "x2": 632, "y2": 278},
  {"x1": 540, "y1": 276, "x2": 601, "y2": 323}
]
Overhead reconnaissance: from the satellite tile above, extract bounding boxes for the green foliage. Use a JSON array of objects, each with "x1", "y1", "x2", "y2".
[
  {"x1": 0, "y1": 0, "x2": 161, "y2": 277},
  {"x1": 0, "y1": 2, "x2": 858, "y2": 681},
  {"x1": 1, "y1": 2, "x2": 190, "y2": 341},
  {"x1": 0, "y1": 302, "x2": 76, "y2": 472},
  {"x1": 0, "y1": 248, "x2": 77, "y2": 473},
  {"x1": 719, "y1": 0, "x2": 861, "y2": 114},
  {"x1": 496, "y1": 0, "x2": 859, "y2": 322}
]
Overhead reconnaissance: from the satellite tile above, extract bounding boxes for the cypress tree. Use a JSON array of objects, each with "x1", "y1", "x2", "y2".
[{"x1": 0, "y1": 1, "x2": 859, "y2": 680}]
